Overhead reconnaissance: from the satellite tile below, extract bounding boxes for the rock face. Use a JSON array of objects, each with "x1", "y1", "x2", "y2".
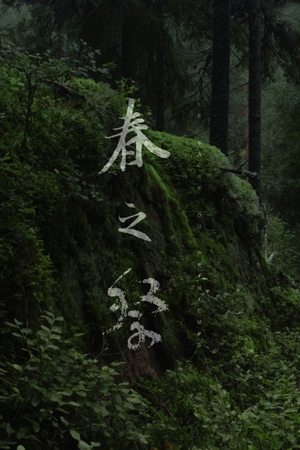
[
  {"x1": 1, "y1": 72, "x2": 290, "y2": 374},
  {"x1": 2, "y1": 59, "x2": 300, "y2": 450}
]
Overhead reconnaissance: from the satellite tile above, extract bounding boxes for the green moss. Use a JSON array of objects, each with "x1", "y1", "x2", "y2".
[
  {"x1": 0, "y1": 68, "x2": 271, "y2": 354},
  {"x1": 2, "y1": 49, "x2": 300, "y2": 450},
  {"x1": 1, "y1": 54, "x2": 298, "y2": 373}
]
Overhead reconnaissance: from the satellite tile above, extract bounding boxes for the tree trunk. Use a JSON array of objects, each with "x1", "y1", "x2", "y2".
[
  {"x1": 55, "y1": 1, "x2": 68, "y2": 57},
  {"x1": 248, "y1": 0, "x2": 262, "y2": 194},
  {"x1": 57, "y1": 20, "x2": 68, "y2": 57},
  {"x1": 209, "y1": 0, "x2": 230, "y2": 155},
  {"x1": 155, "y1": 0, "x2": 165, "y2": 131},
  {"x1": 121, "y1": 5, "x2": 137, "y2": 80}
]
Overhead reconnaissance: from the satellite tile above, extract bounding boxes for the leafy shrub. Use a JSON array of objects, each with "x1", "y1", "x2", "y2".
[
  {"x1": 141, "y1": 364, "x2": 237, "y2": 449},
  {"x1": 235, "y1": 372, "x2": 300, "y2": 450},
  {"x1": 0, "y1": 313, "x2": 150, "y2": 449},
  {"x1": 263, "y1": 215, "x2": 300, "y2": 281},
  {"x1": 141, "y1": 358, "x2": 300, "y2": 450}
]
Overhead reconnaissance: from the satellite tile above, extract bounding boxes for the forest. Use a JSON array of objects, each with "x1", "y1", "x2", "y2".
[{"x1": 0, "y1": 0, "x2": 300, "y2": 449}]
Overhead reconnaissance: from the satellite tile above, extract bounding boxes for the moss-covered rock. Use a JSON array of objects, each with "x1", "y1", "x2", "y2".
[{"x1": 1, "y1": 48, "x2": 300, "y2": 450}]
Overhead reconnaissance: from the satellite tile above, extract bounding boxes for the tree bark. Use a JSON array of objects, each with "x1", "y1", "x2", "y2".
[
  {"x1": 248, "y1": 0, "x2": 262, "y2": 194},
  {"x1": 209, "y1": 0, "x2": 231, "y2": 155},
  {"x1": 55, "y1": 1, "x2": 68, "y2": 57},
  {"x1": 57, "y1": 20, "x2": 68, "y2": 57},
  {"x1": 155, "y1": 0, "x2": 165, "y2": 131},
  {"x1": 121, "y1": 4, "x2": 137, "y2": 80}
]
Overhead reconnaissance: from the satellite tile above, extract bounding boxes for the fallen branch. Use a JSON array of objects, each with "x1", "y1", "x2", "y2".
[
  {"x1": 220, "y1": 167, "x2": 258, "y2": 178},
  {"x1": 43, "y1": 79, "x2": 85, "y2": 100}
]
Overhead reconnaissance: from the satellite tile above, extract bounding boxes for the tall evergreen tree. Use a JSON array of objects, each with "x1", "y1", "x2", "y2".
[
  {"x1": 209, "y1": 0, "x2": 231, "y2": 155},
  {"x1": 248, "y1": 0, "x2": 262, "y2": 194},
  {"x1": 121, "y1": 1, "x2": 138, "y2": 80},
  {"x1": 155, "y1": 0, "x2": 165, "y2": 131}
]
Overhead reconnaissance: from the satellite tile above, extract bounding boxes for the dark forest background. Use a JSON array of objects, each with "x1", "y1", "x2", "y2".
[
  {"x1": 1, "y1": 1, "x2": 300, "y2": 449},
  {"x1": 2, "y1": 0, "x2": 299, "y2": 277}
]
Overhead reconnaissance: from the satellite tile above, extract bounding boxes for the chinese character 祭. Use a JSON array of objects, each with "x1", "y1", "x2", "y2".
[
  {"x1": 99, "y1": 98, "x2": 170, "y2": 174},
  {"x1": 105, "y1": 268, "x2": 168, "y2": 351}
]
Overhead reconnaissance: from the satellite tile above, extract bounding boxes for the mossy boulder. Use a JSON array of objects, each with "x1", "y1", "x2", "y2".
[{"x1": 1, "y1": 63, "x2": 296, "y2": 375}]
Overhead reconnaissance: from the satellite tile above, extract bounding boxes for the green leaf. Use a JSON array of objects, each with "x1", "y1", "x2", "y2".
[
  {"x1": 78, "y1": 441, "x2": 91, "y2": 450},
  {"x1": 68, "y1": 401, "x2": 81, "y2": 407},
  {"x1": 138, "y1": 433, "x2": 148, "y2": 444},
  {"x1": 17, "y1": 428, "x2": 27, "y2": 439},
  {"x1": 70, "y1": 429, "x2": 81, "y2": 441},
  {"x1": 33, "y1": 422, "x2": 40, "y2": 433},
  {"x1": 30, "y1": 398, "x2": 40, "y2": 407},
  {"x1": 11, "y1": 364, "x2": 22, "y2": 372}
]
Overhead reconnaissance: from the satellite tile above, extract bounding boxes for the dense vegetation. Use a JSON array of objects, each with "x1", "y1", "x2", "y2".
[{"x1": 0, "y1": 1, "x2": 300, "y2": 449}]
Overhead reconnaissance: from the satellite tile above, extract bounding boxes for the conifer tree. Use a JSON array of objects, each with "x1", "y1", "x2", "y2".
[{"x1": 209, "y1": 0, "x2": 231, "y2": 155}]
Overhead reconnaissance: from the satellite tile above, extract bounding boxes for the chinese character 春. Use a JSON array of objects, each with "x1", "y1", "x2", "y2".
[{"x1": 99, "y1": 98, "x2": 170, "y2": 174}]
